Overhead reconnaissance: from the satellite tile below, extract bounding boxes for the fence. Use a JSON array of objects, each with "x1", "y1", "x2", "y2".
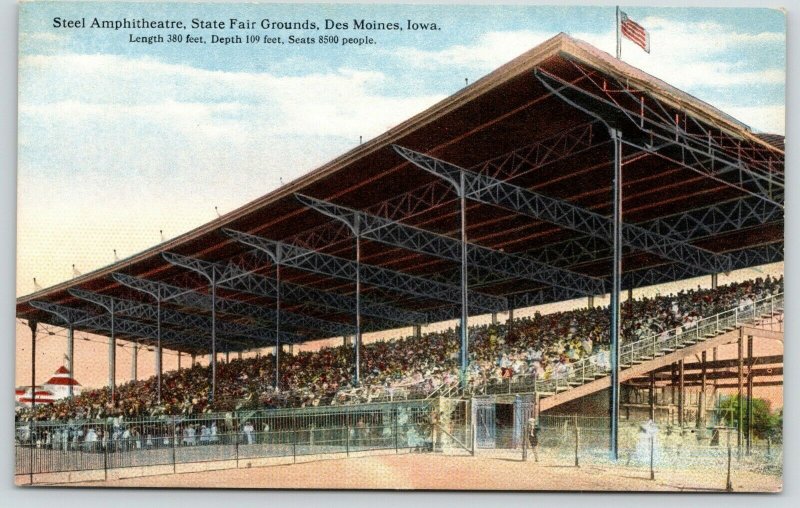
[
  {"x1": 433, "y1": 398, "x2": 473, "y2": 454},
  {"x1": 502, "y1": 414, "x2": 783, "y2": 485},
  {"x1": 15, "y1": 399, "x2": 435, "y2": 483},
  {"x1": 16, "y1": 399, "x2": 782, "y2": 488}
]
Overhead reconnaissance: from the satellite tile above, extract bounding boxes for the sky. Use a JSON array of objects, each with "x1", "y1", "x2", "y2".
[{"x1": 16, "y1": 2, "x2": 785, "y2": 295}]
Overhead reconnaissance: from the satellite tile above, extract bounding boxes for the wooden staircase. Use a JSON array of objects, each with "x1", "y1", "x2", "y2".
[{"x1": 537, "y1": 298, "x2": 783, "y2": 412}]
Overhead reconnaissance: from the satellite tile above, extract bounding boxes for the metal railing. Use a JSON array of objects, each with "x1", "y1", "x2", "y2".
[
  {"x1": 484, "y1": 415, "x2": 782, "y2": 483},
  {"x1": 468, "y1": 293, "x2": 783, "y2": 398},
  {"x1": 619, "y1": 292, "x2": 783, "y2": 368},
  {"x1": 15, "y1": 399, "x2": 436, "y2": 482}
]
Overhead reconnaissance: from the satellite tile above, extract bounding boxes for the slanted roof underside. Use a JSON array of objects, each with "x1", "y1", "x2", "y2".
[{"x1": 17, "y1": 34, "x2": 784, "y2": 353}]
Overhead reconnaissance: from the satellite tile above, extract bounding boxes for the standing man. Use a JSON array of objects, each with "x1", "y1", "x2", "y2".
[
  {"x1": 84, "y1": 427, "x2": 98, "y2": 452},
  {"x1": 210, "y1": 422, "x2": 219, "y2": 444},
  {"x1": 527, "y1": 416, "x2": 539, "y2": 463},
  {"x1": 243, "y1": 421, "x2": 254, "y2": 445}
]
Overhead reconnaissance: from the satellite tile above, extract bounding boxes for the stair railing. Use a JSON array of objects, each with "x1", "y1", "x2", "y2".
[{"x1": 485, "y1": 293, "x2": 783, "y2": 398}]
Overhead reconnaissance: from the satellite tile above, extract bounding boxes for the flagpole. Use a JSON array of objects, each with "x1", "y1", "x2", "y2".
[{"x1": 615, "y1": 6, "x2": 621, "y2": 59}]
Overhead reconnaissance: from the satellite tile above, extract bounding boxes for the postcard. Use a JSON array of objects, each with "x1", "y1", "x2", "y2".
[{"x1": 15, "y1": 1, "x2": 784, "y2": 492}]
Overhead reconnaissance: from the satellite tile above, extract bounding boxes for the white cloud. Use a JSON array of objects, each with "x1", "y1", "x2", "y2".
[
  {"x1": 20, "y1": 32, "x2": 66, "y2": 43},
  {"x1": 19, "y1": 54, "x2": 444, "y2": 139},
  {"x1": 393, "y1": 30, "x2": 555, "y2": 71},
  {"x1": 17, "y1": 54, "x2": 447, "y2": 292},
  {"x1": 393, "y1": 20, "x2": 784, "y2": 90},
  {"x1": 17, "y1": 14, "x2": 786, "y2": 292},
  {"x1": 390, "y1": 19, "x2": 784, "y2": 134},
  {"x1": 712, "y1": 104, "x2": 785, "y2": 135}
]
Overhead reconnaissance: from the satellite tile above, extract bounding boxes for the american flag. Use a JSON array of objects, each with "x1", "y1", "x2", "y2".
[{"x1": 620, "y1": 11, "x2": 650, "y2": 53}]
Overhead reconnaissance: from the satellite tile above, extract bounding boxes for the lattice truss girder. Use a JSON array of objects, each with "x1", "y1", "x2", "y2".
[
  {"x1": 29, "y1": 300, "x2": 211, "y2": 353},
  {"x1": 112, "y1": 272, "x2": 356, "y2": 338},
  {"x1": 25, "y1": 65, "x2": 785, "y2": 346},
  {"x1": 394, "y1": 145, "x2": 737, "y2": 275},
  {"x1": 68, "y1": 288, "x2": 304, "y2": 346},
  {"x1": 428, "y1": 194, "x2": 783, "y2": 289},
  {"x1": 421, "y1": 239, "x2": 782, "y2": 317},
  {"x1": 294, "y1": 194, "x2": 605, "y2": 296},
  {"x1": 161, "y1": 252, "x2": 426, "y2": 327},
  {"x1": 619, "y1": 241, "x2": 783, "y2": 289},
  {"x1": 534, "y1": 64, "x2": 784, "y2": 207},
  {"x1": 288, "y1": 122, "x2": 606, "y2": 253},
  {"x1": 528, "y1": 196, "x2": 782, "y2": 269},
  {"x1": 224, "y1": 229, "x2": 508, "y2": 313},
  {"x1": 424, "y1": 285, "x2": 582, "y2": 323},
  {"x1": 500, "y1": 241, "x2": 783, "y2": 310},
  {"x1": 284, "y1": 112, "x2": 781, "y2": 298}
]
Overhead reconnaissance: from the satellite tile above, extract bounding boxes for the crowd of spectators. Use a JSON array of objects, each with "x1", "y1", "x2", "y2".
[{"x1": 16, "y1": 276, "x2": 782, "y2": 422}]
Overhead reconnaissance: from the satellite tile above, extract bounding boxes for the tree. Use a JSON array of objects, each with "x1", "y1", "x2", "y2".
[{"x1": 716, "y1": 395, "x2": 781, "y2": 441}]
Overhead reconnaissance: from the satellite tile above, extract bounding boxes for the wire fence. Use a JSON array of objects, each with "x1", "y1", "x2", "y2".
[
  {"x1": 509, "y1": 415, "x2": 783, "y2": 484},
  {"x1": 15, "y1": 398, "x2": 782, "y2": 489},
  {"x1": 15, "y1": 399, "x2": 435, "y2": 483}
]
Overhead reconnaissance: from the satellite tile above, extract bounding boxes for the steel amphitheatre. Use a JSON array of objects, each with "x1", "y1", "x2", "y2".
[{"x1": 14, "y1": 33, "x2": 784, "y2": 491}]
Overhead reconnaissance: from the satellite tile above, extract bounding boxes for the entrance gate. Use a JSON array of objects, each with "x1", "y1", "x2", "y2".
[
  {"x1": 473, "y1": 397, "x2": 496, "y2": 449},
  {"x1": 472, "y1": 395, "x2": 534, "y2": 450},
  {"x1": 513, "y1": 395, "x2": 534, "y2": 448}
]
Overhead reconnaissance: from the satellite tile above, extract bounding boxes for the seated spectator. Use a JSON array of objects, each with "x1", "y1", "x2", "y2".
[{"x1": 15, "y1": 276, "x2": 782, "y2": 422}]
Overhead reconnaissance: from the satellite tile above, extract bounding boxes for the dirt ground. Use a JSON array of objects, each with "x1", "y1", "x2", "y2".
[{"x1": 20, "y1": 451, "x2": 782, "y2": 492}]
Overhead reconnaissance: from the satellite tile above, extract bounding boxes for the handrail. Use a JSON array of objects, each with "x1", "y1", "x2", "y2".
[
  {"x1": 426, "y1": 377, "x2": 460, "y2": 400},
  {"x1": 476, "y1": 293, "x2": 783, "y2": 398}
]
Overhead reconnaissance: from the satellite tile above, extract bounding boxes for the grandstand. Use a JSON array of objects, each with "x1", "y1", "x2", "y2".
[{"x1": 15, "y1": 33, "x2": 783, "y2": 486}]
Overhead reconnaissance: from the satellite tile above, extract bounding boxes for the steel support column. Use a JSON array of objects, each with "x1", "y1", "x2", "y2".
[
  {"x1": 459, "y1": 170, "x2": 469, "y2": 386},
  {"x1": 211, "y1": 272, "x2": 217, "y2": 400},
  {"x1": 66, "y1": 325, "x2": 74, "y2": 397},
  {"x1": 29, "y1": 319, "x2": 37, "y2": 486},
  {"x1": 649, "y1": 371, "x2": 655, "y2": 421},
  {"x1": 156, "y1": 293, "x2": 162, "y2": 404},
  {"x1": 737, "y1": 330, "x2": 744, "y2": 455},
  {"x1": 609, "y1": 128, "x2": 623, "y2": 460},
  {"x1": 699, "y1": 351, "x2": 707, "y2": 429},
  {"x1": 711, "y1": 273, "x2": 719, "y2": 289},
  {"x1": 109, "y1": 302, "x2": 116, "y2": 403},
  {"x1": 355, "y1": 217, "x2": 362, "y2": 386},
  {"x1": 131, "y1": 343, "x2": 138, "y2": 383},
  {"x1": 58, "y1": 292, "x2": 120, "y2": 402},
  {"x1": 29, "y1": 319, "x2": 37, "y2": 402},
  {"x1": 275, "y1": 256, "x2": 282, "y2": 390}
]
